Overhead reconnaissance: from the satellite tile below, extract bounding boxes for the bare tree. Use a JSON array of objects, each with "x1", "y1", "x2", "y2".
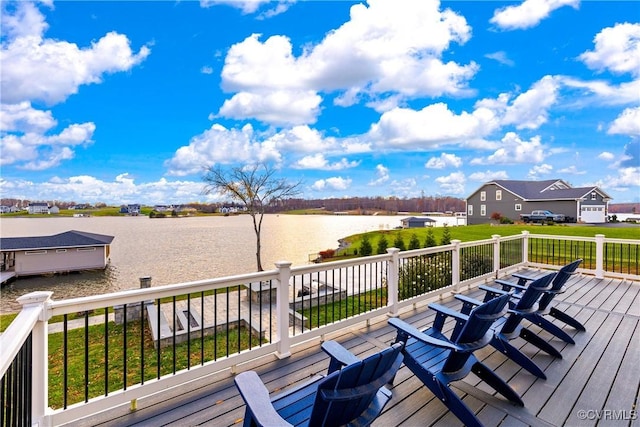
[{"x1": 202, "y1": 163, "x2": 302, "y2": 271}]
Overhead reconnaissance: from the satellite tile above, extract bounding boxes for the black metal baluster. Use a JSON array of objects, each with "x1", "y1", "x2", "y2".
[
  {"x1": 63, "y1": 314, "x2": 68, "y2": 409},
  {"x1": 104, "y1": 310, "x2": 109, "y2": 395},
  {"x1": 156, "y1": 298, "x2": 161, "y2": 379},
  {"x1": 123, "y1": 305, "x2": 127, "y2": 391},
  {"x1": 187, "y1": 295, "x2": 191, "y2": 370},
  {"x1": 140, "y1": 300, "x2": 145, "y2": 384},
  {"x1": 172, "y1": 297, "x2": 176, "y2": 374}
]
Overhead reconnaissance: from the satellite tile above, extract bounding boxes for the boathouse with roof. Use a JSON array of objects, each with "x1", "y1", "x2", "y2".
[
  {"x1": 466, "y1": 179, "x2": 612, "y2": 225},
  {"x1": 0, "y1": 230, "x2": 114, "y2": 283}
]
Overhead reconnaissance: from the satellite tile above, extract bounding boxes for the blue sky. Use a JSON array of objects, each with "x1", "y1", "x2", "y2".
[{"x1": 1, "y1": 0, "x2": 639, "y2": 205}]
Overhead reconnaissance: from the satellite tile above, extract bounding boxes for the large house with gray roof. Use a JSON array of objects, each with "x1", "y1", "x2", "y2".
[
  {"x1": 0, "y1": 230, "x2": 114, "y2": 283},
  {"x1": 466, "y1": 179, "x2": 612, "y2": 225}
]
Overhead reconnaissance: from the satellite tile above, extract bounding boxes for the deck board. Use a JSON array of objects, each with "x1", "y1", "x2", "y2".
[{"x1": 76, "y1": 272, "x2": 639, "y2": 427}]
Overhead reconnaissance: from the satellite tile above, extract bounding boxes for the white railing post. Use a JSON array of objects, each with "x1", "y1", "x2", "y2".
[
  {"x1": 386, "y1": 248, "x2": 400, "y2": 317},
  {"x1": 17, "y1": 291, "x2": 53, "y2": 427},
  {"x1": 492, "y1": 235, "x2": 501, "y2": 277},
  {"x1": 595, "y1": 234, "x2": 605, "y2": 279},
  {"x1": 521, "y1": 231, "x2": 530, "y2": 264},
  {"x1": 451, "y1": 240, "x2": 461, "y2": 293},
  {"x1": 275, "y1": 261, "x2": 292, "y2": 359}
]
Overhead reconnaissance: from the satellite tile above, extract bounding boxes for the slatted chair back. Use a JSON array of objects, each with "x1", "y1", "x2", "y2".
[
  {"x1": 501, "y1": 272, "x2": 555, "y2": 334},
  {"x1": 309, "y1": 343, "x2": 403, "y2": 427},
  {"x1": 442, "y1": 293, "x2": 510, "y2": 373},
  {"x1": 537, "y1": 259, "x2": 582, "y2": 310}
]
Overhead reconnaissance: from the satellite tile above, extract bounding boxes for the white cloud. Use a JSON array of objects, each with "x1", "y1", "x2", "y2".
[
  {"x1": 201, "y1": 66, "x2": 214, "y2": 74},
  {"x1": 0, "y1": 174, "x2": 209, "y2": 205},
  {"x1": 199, "y1": 0, "x2": 292, "y2": 17},
  {"x1": 558, "y1": 165, "x2": 586, "y2": 175},
  {"x1": 604, "y1": 167, "x2": 640, "y2": 192},
  {"x1": 579, "y1": 23, "x2": 640, "y2": 77},
  {"x1": 0, "y1": 121, "x2": 95, "y2": 170},
  {"x1": 468, "y1": 170, "x2": 509, "y2": 182},
  {"x1": 490, "y1": 0, "x2": 579, "y2": 31},
  {"x1": 0, "y1": 102, "x2": 56, "y2": 133},
  {"x1": 218, "y1": 0, "x2": 477, "y2": 124},
  {"x1": 425, "y1": 153, "x2": 462, "y2": 169},
  {"x1": 435, "y1": 171, "x2": 466, "y2": 195},
  {"x1": 0, "y1": 2, "x2": 148, "y2": 172},
  {"x1": 165, "y1": 123, "x2": 272, "y2": 176},
  {"x1": 1, "y1": 2, "x2": 150, "y2": 105},
  {"x1": 471, "y1": 132, "x2": 546, "y2": 165},
  {"x1": 166, "y1": 124, "x2": 341, "y2": 176},
  {"x1": 501, "y1": 75, "x2": 559, "y2": 129},
  {"x1": 528, "y1": 163, "x2": 554, "y2": 178},
  {"x1": 311, "y1": 176, "x2": 352, "y2": 191},
  {"x1": 218, "y1": 90, "x2": 322, "y2": 126},
  {"x1": 560, "y1": 78, "x2": 640, "y2": 107},
  {"x1": 368, "y1": 103, "x2": 500, "y2": 149},
  {"x1": 485, "y1": 51, "x2": 514, "y2": 66},
  {"x1": 293, "y1": 154, "x2": 359, "y2": 170},
  {"x1": 598, "y1": 152, "x2": 615, "y2": 161},
  {"x1": 369, "y1": 164, "x2": 390, "y2": 185},
  {"x1": 608, "y1": 107, "x2": 640, "y2": 136}
]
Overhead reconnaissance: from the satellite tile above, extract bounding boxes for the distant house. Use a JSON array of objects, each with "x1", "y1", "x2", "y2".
[
  {"x1": 466, "y1": 179, "x2": 612, "y2": 225},
  {"x1": 0, "y1": 206, "x2": 12, "y2": 214},
  {"x1": 0, "y1": 230, "x2": 114, "y2": 280},
  {"x1": 120, "y1": 204, "x2": 141, "y2": 215},
  {"x1": 401, "y1": 216, "x2": 436, "y2": 228},
  {"x1": 28, "y1": 202, "x2": 49, "y2": 214}
]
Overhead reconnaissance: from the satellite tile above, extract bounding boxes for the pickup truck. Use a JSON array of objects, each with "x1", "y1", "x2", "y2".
[{"x1": 520, "y1": 210, "x2": 566, "y2": 223}]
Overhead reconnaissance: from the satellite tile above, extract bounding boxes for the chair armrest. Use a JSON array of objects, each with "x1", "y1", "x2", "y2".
[
  {"x1": 455, "y1": 294, "x2": 482, "y2": 306},
  {"x1": 321, "y1": 340, "x2": 360, "y2": 373},
  {"x1": 512, "y1": 272, "x2": 536, "y2": 286},
  {"x1": 388, "y1": 317, "x2": 460, "y2": 351},
  {"x1": 454, "y1": 294, "x2": 483, "y2": 315},
  {"x1": 494, "y1": 280, "x2": 527, "y2": 292},
  {"x1": 234, "y1": 371, "x2": 293, "y2": 427},
  {"x1": 428, "y1": 303, "x2": 469, "y2": 323}
]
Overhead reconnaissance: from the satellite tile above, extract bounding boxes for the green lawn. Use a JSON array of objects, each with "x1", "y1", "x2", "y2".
[{"x1": 338, "y1": 224, "x2": 640, "y2": 256}]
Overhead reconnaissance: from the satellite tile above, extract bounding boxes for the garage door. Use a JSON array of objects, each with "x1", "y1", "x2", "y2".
[{"x1": 581, "y1": 205, "x2": 606, "y2": 223}]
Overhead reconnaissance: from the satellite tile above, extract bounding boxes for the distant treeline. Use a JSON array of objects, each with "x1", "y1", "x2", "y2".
[{"x1": 1, "y1": 196, "x2": 466, "y2": 214}]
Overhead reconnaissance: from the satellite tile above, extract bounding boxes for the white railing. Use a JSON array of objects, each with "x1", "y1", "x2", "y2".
[{"x1": 1, "y1": 232, "x2": 638, "y2": 426}]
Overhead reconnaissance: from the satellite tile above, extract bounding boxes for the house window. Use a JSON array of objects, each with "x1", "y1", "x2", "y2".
[
  {"x1": 591, "y1": 192, "x2": 596, "y2": 200},
  {"x1": 480, "y1": 205, "x2": 486, "y2": 216},
  {"x1": 515, "y1": 204, "x2": 522, "y2": 211},
  {"x1": 480, "y1": 191, "x2": 486, "y2": 201},
  {"x1": 77, "y1": 247, "x2": 96, "y2": 252},
  {"x1": 496, "y1": 190, "x2": 502, "y2": 201},
  {"x1": 468, "y1": 205, "x2": 473, "y2": 216},
  {"x1": 25, "y1": 250, "x2": 47, "y2": 255}
]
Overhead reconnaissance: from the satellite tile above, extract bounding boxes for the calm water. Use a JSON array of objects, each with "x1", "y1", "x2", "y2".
[{"x1": 0, "y1": 215, "x2": 405, "y2": 313}]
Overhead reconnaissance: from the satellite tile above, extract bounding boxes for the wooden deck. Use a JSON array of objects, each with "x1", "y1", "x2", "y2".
[{"x1": 74, "y1": 270, "x2": 640, "y2": 427}]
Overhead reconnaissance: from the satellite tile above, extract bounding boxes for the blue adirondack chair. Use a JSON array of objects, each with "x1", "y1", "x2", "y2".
[
  {"x1": 388, "y1": 293, "x2": 522, "y2": 427},
  {"x1": 234, "y1": 340, "x2": 403, "y2": 427},
  {"x1": 497, "y1": 259, "x2": 585, "y2": 344},
  {"x1": 456, "y1": 272, "x2": 559, "y2": 379}
]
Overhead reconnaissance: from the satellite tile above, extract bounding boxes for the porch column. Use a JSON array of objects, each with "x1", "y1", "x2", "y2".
[
  {"x1": 492, "y1": 235, "x2": 501, "y2": 276},
  {"x1": 595, "y1": 234, "x2": 605, "y2": 279},
  {"x1": 451, "y1": 240, "x2": 461, "y2": 293},
  {"x1": 386, "y1": 248, "x2": 400, "y2": 317},
  {"x1": 521, "y1": 231, "x2": 530, "y2": 264},
  {"x1": 17, "y1": 291, "x2": 53, "y2": 427},
  {"x1": 275, "y1": 261, "x2": 292, "y2": 359}
]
